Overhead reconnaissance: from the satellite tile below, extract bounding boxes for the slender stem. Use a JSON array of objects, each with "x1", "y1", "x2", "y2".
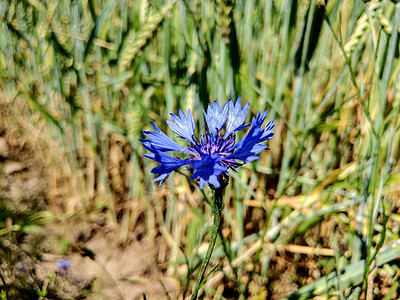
[
  {"x1": 217, "y1": 228, "x2": 244, "y2": 295},
  {"x1": 190, "y1": 187, "x2": 224, "y2": 300},
  {"x1": 0, "y1": 270, "x2": 8, "y2": 300}
]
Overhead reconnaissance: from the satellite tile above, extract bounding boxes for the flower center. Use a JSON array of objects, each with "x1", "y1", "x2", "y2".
[{"x1": 189, "y1": 129, "x2": 236, "y2": 157}]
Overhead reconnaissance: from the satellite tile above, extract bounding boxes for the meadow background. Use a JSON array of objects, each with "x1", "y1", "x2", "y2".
[{"x1": 1, "y1": 0, "x2": 400, "y2": 299}]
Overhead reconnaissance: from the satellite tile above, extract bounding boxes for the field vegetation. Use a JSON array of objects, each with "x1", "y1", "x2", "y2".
[{"x1": 1, "y1": 0, "x2": 400, "y2": 299}]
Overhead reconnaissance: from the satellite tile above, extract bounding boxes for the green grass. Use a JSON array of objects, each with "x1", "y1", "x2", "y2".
[{"x1": 1, "y1": 0, "x2": 400, "y2": 298}]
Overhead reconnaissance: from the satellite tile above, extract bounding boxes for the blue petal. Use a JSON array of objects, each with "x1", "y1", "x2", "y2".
[
  {"x1": 224, "y1": 98, "x2": 250, "y2": 138},
  {"x1": 151, "y1": 174, "x2": 169, "y2": 187},
  {"x1": 227, "y1": 112, "x2": 275, "y2": 163},
  {"x1": 166, "y1": 109, "x2": 196, "y2": 144},
  {"x1": 202, "y1": 101, "x2": 228, "y2": 136},
  {"x1": 142, "y1": 145, "x2": 192, "y2": 186},
  {"x1": 190, "y1": 154, "x2": 227, "y2": 189},
  {"x1": 140, "y1": 122, "x2": 193, "y2": 154}
]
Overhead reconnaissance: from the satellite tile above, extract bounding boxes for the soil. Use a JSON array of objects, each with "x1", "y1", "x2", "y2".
[{"x1": 0, "y1": 119, "x2": 177, "y2": 300}]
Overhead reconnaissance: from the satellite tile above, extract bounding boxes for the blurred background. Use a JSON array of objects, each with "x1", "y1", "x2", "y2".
[{"x1": 1, "y1": 0, "x2": 400, "y2": 299}]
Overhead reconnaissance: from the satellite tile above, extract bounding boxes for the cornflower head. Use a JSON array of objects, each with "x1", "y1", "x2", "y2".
[
  {"x1": 140, "y1": 98, "x2": 275, "y2": 190},
  {"x1": 55, "y1": 258, "x2": 71, "y2": 275}
]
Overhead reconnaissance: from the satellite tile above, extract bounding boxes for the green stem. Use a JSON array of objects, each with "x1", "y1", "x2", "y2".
[
  {"x1": 191, "y1": 187, "x2": 224, "y2": 300},
  {"x1": 0, "y1": 270, "x2": 8, "y2": 300}
]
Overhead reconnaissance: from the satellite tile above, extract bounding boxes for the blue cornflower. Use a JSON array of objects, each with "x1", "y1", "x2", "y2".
[
  {"x1": 140, "y1": 98, "x2": 275, "y2": 189},
  {"x1": 55, "y1": 258, "x2": 71, "y2": 274}
]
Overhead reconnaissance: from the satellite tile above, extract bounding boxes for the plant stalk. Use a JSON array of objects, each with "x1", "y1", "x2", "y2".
[
  {"x1": 190, "y1": 187, "x2": 224, "y2": 300},
  {"x1": 0, "y1": 270, "x2": 8, "y2": 300}
]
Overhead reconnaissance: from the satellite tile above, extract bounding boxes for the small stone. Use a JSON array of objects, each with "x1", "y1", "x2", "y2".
[
  {"x1": 0, "y1": 137, "x2": 9, "y2": 158},
  {"x1": 3, "y1": 161, "x2": 25, "y2": 175}
]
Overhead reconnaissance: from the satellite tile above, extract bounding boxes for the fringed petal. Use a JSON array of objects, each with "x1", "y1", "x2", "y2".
[
  {"x1": 228, "y1": 112, "x2": 275, "y2": 163},
  {"x1": 224, "y1": 98, "x2": 250, "y2": 138},
  {"x1": 190, "y1": 154, "x2": 227, "y2": 189},
  {"x1": 166, "y1": 109, "x2": 196, "y2": 143},
  {"x1": 202, "y1": 101, "x2": 228, "y2": 136},
  {"x1": 140, "y1": 122, "x2": 193, "y2": 154},
  {"x1": 142, "y1": 144, "x2": 192, "y2": 186}
]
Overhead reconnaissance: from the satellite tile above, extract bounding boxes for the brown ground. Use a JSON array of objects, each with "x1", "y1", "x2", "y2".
[{"x1": 0, "y1": 112, "x2": 178, "y2": 299}]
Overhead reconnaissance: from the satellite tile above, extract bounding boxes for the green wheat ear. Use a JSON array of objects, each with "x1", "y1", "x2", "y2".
[
  {"x1": 344, "y1": 0, "x2": 393, "y2": 56},
  {"x1": 51, "y1": 22, "x2": 74, "y2": 54},
  {"x1": 118, "y1": 2, "x2": 175, "y2": 72}
]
